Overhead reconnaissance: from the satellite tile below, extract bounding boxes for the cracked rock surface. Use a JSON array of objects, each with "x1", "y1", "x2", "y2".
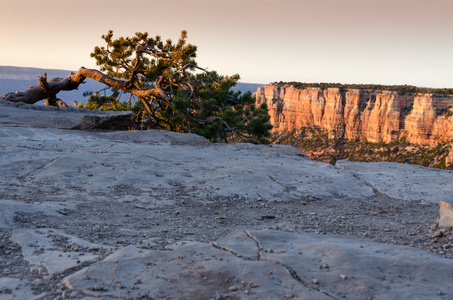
[
  {"x1": 62, "y1": 230, "x2": 453, "y2": 300},
  {"x1": 1, "y1": 101, "x2": 453, "y2": 299}
]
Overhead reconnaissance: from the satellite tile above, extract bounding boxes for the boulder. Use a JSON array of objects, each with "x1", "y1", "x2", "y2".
[
  {"x1": 0, "y1": 100, "x2": 135, "y2": 130},
  {"x1": 439, "y1": 200, "x2": 453, "y2": 227}
]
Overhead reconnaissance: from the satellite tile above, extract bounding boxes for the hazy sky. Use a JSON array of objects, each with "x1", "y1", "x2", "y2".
[{"x1": 1, "y1": 0, "x2": 452, "y2": 87}]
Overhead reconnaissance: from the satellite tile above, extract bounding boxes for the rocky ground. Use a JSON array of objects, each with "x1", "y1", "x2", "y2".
[
  {"x1": 1, "y1": 192, "x2": 452, "y2": 299},
  {"x1": 1, "y1": 102, "x2": 453, "y2": 299}
]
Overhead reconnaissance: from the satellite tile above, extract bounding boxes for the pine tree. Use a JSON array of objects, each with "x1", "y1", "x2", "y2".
[{"x1": 1, "y1": 30, "x2": 272, "y2": 143}]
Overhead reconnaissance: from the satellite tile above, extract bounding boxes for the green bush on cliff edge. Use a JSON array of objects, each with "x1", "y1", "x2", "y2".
[
  {"x1": 272, "y1": 82, "x2": 453, "y2": 96},
  {"x1": 272, "y1": 127, "x2": 453, "y2": 170}
]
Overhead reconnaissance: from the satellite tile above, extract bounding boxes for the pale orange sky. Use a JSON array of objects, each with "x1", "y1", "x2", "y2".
[{"x1": 1, "y1": 0, "x2": 452, "y2": 87}]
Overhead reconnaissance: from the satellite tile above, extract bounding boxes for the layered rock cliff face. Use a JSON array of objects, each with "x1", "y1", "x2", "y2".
[{"x1": 255, "y1": 85, "x2": 453, "y2": 145}]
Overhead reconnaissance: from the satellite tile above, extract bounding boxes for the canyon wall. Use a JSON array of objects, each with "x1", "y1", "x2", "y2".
[{"x1": 255, "y1": 84, "x2": 453, "y2": 146}]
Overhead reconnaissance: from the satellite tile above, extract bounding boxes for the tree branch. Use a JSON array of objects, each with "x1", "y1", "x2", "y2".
[
  {"x1": 183, "y1": 112, "x2": 236, "y2": 132},
  {"x1": 0, "y1": 72, "x2": 84, "y2": 104},
  {"x1": 0, "y1": 67, "x2": 178, "y2": 105}
]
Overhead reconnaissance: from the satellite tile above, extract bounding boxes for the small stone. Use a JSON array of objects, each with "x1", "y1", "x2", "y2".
[
  {"x1": 268, "y1": 249, "x2": 274, "y2": 253},
  {"x1": 323, "y1": 263, "x2": 329, "y2": 269},
  {"x1": 312, "y1": 279, "x2": 319, "y2": 284},
  {"x1": 228, "y1": 285, "x2": 238, "y2": 291},
  {"x1": 433, "y1": 231, "x2": 444, "y2": 238},
  {"x1": 37, "y1": 266, "x2": 46, "y2": 275},
  {"x1": 340, "y1": 274, "x2": 348, "y2": 280}
]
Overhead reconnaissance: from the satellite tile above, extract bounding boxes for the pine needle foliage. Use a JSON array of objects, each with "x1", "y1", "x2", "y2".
[{"x1": 86, "y1": 30, "x2": 272, "y2": 143}]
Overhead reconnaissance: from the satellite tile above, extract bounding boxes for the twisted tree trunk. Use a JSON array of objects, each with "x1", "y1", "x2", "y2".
[
  {"x1": 0, "y1": 72, "x2": 82, "y2": 106},
  {"x1": 0, "y1": 67, "x2": 170, "y2": 106}
]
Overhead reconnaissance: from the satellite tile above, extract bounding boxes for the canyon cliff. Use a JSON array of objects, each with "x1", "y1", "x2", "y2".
[{"x1": 255, "y1": 84, "x2": 453, "y2": 146}]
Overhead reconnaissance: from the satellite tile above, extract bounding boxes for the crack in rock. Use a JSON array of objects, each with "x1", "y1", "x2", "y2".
[
  {"x1": 209, "y1": 242, "x2": 252, "y2": 260},
  {"x1": 212, "y1": 231, "x2": 344, "y2": 300},
  {"x1": 244, "y1": 231, "x2": 303, "y2": 285},
  {"x1": 19, "y1": 157, "x2": 60, "y2": 180},
  {"x1": 351, "y1": 173, "x2": 381, "y2": 195}
]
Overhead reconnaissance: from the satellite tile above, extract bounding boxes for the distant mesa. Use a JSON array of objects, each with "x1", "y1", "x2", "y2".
[
  {"x1": 255, "y1": 83, "x2": 453, "y2": 168},
  {"x1": 255, "y1": 83, "x2": 453, "y2": 145}
]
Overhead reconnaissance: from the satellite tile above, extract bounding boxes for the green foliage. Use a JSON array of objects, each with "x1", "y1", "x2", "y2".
[
  {"x1": 401, "y1": 103, "x2": 414, "y2": 116},
  {"x1": 83, "y1": 30, "x2": 272, "y2": 143},
  {"x1": 74, "y1": 89, "x2": 130, "y2": 111},
  {"x1": 439, "y1": 106, "x2": 453, "y2": 118},
  {"x1": 91, "y1": 30, "x2": 197, "y2": 83},
  {"x1": 273, "y1": 82, "x2": 453, "y2": 96},
  {"x1": 272, "y1": 128, "x2": 453, "y2": 170},
  {"x1": 186, "y1": 72, "x2": 272, "y2": 143}
]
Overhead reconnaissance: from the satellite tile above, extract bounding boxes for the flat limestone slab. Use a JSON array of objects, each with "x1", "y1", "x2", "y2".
[
  {"x1": 12, "y1": 228, "x2": 114, "y2": 275},
  {"x1": 0, "y1": 277, "x2": 44, "y2": 300},
  {"x1": 336, "y1": 160, "x2": 453, "y2": 202},
  {"x1": 0, "y1": 199, "x2": 76, "y2": 229},
  {"x1": 0, "y1": 101, "x2": 135, "y2": 130},
  {"x1": 63, "y1": 230, "x2": 453, "y2": 300},
  {"x1": 0, "y1": 125, "x2": 376, "y2": 202}
]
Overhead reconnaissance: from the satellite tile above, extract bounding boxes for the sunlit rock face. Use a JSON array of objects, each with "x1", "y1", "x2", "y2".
[
  {"x1": 255, "y1": 85, "x2": 453, "y2": 147},
  {"x1": 404, "y1": 94, "x2": 453, "y2": 144}
]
